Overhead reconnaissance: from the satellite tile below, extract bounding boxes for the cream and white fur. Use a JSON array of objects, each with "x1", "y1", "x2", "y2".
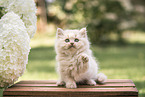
[{"x1": 55, "y1": 27, "x2": 107, "y2": 89}]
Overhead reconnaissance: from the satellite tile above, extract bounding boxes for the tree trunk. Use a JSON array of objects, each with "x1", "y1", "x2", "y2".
[{"x1": 36, "y1": 0, "x2": 47, "y2": 32}]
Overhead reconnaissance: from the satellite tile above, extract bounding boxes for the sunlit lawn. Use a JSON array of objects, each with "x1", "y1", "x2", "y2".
[{"x1": 19, "y1": 32, "x2": 145, "y2": 97}]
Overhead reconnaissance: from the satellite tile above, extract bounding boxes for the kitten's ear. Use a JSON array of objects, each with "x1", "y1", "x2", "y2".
[
  {"x1": 57, "y1": 28, "x2": 64, "y2": 38},
  {"x1": 79, "y1": 27, "x2": 87, "y2": 38}
]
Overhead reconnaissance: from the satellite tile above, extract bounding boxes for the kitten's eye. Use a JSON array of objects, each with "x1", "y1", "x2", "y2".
[
  {"x1": 65, "y1": 39, "x2": 70, "y2": 42},
  {"x1": 74, "y1": 39, "x2": 79, "y2": 42}
]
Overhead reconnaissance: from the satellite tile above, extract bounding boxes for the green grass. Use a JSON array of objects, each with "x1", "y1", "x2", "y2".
[{"x1": 18, "y1": 33, "x2": 145, "y2": 97}]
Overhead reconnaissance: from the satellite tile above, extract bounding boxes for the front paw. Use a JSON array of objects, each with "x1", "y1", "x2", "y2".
[
  {"x1": 81, "y1": 54, "x2": 89, "y2": 63},
  {"x1": 66, "y1": 82, "x2": 77, "y2": 89}
]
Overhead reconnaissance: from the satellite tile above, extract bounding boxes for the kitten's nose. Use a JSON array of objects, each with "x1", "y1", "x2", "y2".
[{"x1": 70, "y1": 43, "x2": 74, "y2": 45}]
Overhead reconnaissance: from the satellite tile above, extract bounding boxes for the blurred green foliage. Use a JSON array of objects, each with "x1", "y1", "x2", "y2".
[
  {"x1": 1, "y1": 0, "x2": 145, "y2": 44},
  {"x1": 47, "y1": 0, "x2": 145, "y2": 44},
  {"x1": 0, "y1": 7, "x2": 4, "y2": 19}
]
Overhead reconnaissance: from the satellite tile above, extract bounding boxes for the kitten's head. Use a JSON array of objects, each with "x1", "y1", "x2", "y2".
[{"x1": 55, "y1": 27, "x2": 90, "y2": 53}]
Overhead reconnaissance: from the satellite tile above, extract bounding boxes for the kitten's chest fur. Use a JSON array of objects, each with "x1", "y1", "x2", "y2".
[
  {"x1": 57, "y1": 52, "x2": 90, "y2": 82},
  {"x1": 59, "y1": 53, "x2": 80, "y2": 68}
]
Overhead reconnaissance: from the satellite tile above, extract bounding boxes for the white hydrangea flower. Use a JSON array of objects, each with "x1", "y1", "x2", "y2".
[
  {"x1": 0, "y1": 0, "x2": 37, "y2": 38},
  {"x1": 0, "y1": 11, "x2": 30, "y2": 88}
]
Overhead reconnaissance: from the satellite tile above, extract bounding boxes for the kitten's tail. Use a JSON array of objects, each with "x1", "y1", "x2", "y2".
[{"x1": 96, "y1": 73, "x2": 107, "y2": 84}]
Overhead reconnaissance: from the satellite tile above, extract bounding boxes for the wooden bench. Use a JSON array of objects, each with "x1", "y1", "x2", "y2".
[{"x1": 3, "y1": 79, "x2": 138, "y2": 97}]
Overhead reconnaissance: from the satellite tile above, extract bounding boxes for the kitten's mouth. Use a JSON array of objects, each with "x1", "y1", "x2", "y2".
[{"x1": 68, "y1": 45, "x2": 75, "y2": 49}]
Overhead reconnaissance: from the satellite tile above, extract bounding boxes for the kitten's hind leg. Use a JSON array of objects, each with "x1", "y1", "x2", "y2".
[
  {"x1": 87, "y1": 79, "x2": 96, "y2": 86},
  {"x1": 96, "y1": 73, "x2": 107, "y2": 84}
]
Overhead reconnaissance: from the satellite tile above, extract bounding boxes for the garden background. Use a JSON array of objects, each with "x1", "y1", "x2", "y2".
[{"x1": 2, "y1": 0, "x2": 144, "y2": 96}]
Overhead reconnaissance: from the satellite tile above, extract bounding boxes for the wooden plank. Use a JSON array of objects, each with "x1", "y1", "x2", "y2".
[
  {"x1": 17, "y1": 79, "x2": 133, "y2": 84},
  {"x1": 106, "y1": 79, "x2": 133, "y2": 83},
  {"x1": 3, "y1": 91, "x2": 138, "y2": 97},
  {"x1": 17, "y1": 80, "x2": 56, "y2": 84},
  {"x1": 3, "y1": 92, "x2": 138, "y2": 97},
  {"x1": 12, "y1": 82, "x2": 135, "y2": 87},
  {"x1": 4, "y1": 87, "x2": 138, "y2": 93},
  {"x1": 4, "y1": 87, "x2": 138, "y2": 96}
]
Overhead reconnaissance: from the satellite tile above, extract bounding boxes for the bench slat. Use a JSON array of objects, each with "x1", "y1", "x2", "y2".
[
  {"x1": 4, "y1": 87, "x2": 137, "y2": 92},
  {"x1": 4, "y1": 92, "x2": 138, "y2": 97},
  {"x1": 4, "y1": 88, "x2": 138, "y2": 96},
  {"x1": 12, "y1": 83, "x2": 135, "y2": 87},
  {"x1": 16, "y1": 79, "x2": 133, "y2": 84}
]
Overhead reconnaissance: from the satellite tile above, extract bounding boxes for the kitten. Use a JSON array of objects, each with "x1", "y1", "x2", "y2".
[{"x1": 55, "y1": 27, "x2": 107, "y2": 89}]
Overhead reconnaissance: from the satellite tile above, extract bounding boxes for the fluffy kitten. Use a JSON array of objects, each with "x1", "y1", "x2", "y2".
[{"x1": 55, "y1": 27, "x2": 107, "y2": 89}]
